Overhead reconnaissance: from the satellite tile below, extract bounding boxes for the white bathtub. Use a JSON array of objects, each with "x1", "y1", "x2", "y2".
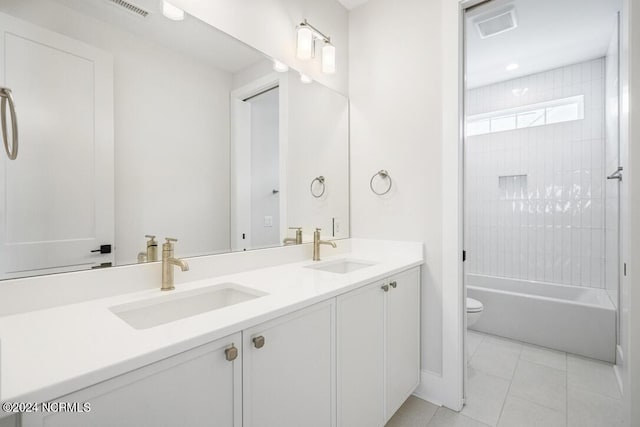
[{"x1": 467, "y1": 274, "x2": 616, "y2": 362}]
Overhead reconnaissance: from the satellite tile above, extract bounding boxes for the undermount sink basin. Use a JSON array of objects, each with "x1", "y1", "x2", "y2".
[
  {"x1": 305, "y1": 259, "x2": 376, "y2": 274},
  {"x1": 110, "y1": 283, "x2": 267, "y2": 330}
]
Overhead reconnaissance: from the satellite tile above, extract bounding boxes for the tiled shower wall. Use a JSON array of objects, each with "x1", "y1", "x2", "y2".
[{"x1": 465, "y1": 58, "x2": 606, "y2": 288}]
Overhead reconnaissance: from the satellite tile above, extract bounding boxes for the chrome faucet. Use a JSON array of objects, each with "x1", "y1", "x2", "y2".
[
  {"x1": 161, "y1": 237, "x2": 189, "y2": 291},
  {"x1": 283, "y1": 227, "x2": 303, "y2": 245},
  {"x1": 313, "y1": 228, "x2": 336, "y2": 261},
  {"x1": 138, "y1": 235, "x2": 158, "y2": 263}
]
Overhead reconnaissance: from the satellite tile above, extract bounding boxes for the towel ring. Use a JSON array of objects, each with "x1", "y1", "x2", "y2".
[
  {"x1": 0, "y1": 87, "x2": 18, "y2": 160},
  {"x1": 310, "y1": 176, "x2": 326, "y2": 198},
  {"x1": 370, "y1": 170, "x2": 392, "y2": 196}
]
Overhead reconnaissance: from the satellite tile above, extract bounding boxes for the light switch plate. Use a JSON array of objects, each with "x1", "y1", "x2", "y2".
[{"x1": 264, "y1": 216, "x2": 273, "y2": 227}]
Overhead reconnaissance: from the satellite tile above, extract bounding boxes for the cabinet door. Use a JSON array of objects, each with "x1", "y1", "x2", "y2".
[
  {"x1": 243, "y1": 301, "x2": 335, "y2": 427},
  {"x1": 22, "y1": 333, "x2": 242, "y2": 427},
  {"x1": 336, "y1": 281, "x2": 385, "y2": 427},
  {"x1": 385, "y1": 268, "x2": 421, "y2": 420}
]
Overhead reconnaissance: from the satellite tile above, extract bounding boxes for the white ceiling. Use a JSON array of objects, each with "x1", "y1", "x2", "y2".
[
  {"x1": 55, "y1": 0, "x2": 265, "y2": 74},
  {"x1": 337, "y1": 0, "x2": 370, "y2": 11},
  {"x1": 466, "y1": 0, "x2": 621, "y2": 88}
]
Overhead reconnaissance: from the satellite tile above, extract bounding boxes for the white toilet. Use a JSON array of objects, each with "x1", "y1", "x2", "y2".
[{"x1": 466, "y1": 297, "x2": 484, "y2": 327}]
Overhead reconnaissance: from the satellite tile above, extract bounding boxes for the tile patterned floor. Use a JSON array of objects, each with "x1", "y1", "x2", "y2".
[{"x1": 386, "y1": 331, "x2": 624, "y2": 427}]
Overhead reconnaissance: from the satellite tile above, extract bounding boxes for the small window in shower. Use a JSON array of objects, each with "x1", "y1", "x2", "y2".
[{"x1": 466, "y1": 95, "x2": 584, "y2": 137}]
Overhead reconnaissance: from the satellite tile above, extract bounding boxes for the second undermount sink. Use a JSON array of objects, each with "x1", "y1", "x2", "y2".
[
  {"x1": 305, "y1": 258, "x2": 376, "y2": 274},
  {"x1": 110, "y1": 283, "x2": 267, "y2": 330}
]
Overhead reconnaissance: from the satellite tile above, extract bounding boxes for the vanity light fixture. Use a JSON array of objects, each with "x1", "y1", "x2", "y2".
[
  {"x1": 300, "y1": 73, "x2": 313, "y2": 84},
  {"x1": 322, "y1": 42, "x2": 336, "y2": 74},
  {"x1": 297, "y1": 25, "x2": 314, "y2": 60},
  {"x1": 273, "y1": 60, "x2": 289, "y2": 73},
  {"x1": 162, "y1": 1, "x2": 184, "y2": 21},
  {"x1": 296, "y1": 19, "x2": 335, "y2": 74}
]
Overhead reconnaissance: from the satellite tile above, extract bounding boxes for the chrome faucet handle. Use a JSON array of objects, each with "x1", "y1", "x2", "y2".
[
  {"x1": 316, "y1": 228, "x2": 321, "y2": 232},
  {"x1": 289, "y1": 227, "x2": 302, "y2": 230},
  {"x1": 165, "y1": 237, "x2": 178, "y2": 243},
  {"x1": 145, "y1": 234, "x2": 156, "y2": 240}
]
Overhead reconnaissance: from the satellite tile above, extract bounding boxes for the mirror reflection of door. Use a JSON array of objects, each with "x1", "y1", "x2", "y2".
[
  {"x1": 231, "y1": 81, "x2": 282, "y2": 252},
  {"x1": 0, "y1": 12, "x2": 115, "y2": 279}
]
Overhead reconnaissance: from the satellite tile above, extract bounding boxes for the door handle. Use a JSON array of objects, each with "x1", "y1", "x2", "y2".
[
  {"x1": 91, "y1": 244, "x2": 112, "y2": 254},
  {"x1": 0, "y1": 87, "x2": 18, "y2": 160},
  {"x1": 607, "y1": 166, "x2": 623, "y2": 181}
]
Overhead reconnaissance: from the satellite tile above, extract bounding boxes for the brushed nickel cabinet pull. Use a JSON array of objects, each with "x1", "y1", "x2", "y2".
[
  {"x1": 253, "y1": 335, "x2": 265, "y2": 349},
  {"x1": 390, "y1": 281, "x2": 397, "y2": 289},
  {"x1": 225, "y1": 345, "x2": 238, "y2": 361},
  {"x1": 381, "y1": 284, "x2": 389, "y2": 292}
]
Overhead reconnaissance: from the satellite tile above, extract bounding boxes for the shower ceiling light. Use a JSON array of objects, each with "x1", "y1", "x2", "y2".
[
  {"x1": 506, "y1": 63, "x2": 519, "y2": 71},
  {"x1": 296, "y1": 19, "x2": 336, "y2": 74},
  {"x1": 162, "y1": 1, "x2": 184, "y2": 21}
]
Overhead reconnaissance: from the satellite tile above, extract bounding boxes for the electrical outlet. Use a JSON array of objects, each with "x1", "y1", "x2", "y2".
[{"x1": 264, "y1": 216, "x2": 273, "y2": 227}]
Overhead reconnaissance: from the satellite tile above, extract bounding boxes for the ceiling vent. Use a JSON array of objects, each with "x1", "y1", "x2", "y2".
[
  {"x1": 105, "y1": 0, "x2": 150, "y2": 18},
  {"x1": 474, "y1": 6, "x2": 518, "y2": 39}
]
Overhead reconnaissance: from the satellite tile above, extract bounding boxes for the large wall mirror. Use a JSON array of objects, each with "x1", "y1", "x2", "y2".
[{"x1": 0, "y1": 0, "x2": 350, "y2": 280}]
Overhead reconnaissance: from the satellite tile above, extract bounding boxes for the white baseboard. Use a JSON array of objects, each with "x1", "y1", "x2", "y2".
[{"x1": 412, "y1": 369, "x2": 462, "y2": 410}]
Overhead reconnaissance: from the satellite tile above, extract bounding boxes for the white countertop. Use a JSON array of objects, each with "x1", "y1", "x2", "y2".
[{"x1": 0, "y1": 240, "x2": 422, "y2": 405}]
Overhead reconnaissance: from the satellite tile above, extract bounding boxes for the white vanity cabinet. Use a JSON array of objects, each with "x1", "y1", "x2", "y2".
[
  {"x1": 16, "y1": 265, "x2": 421, "y2": 427},
  {"x1": 21, "y1": 333, "x2": 242, "y2": 427},
  {"x1": 242, "y1": 300, "x2": 335, "y2": 427},
  {"x1": 337, "y1": 267, "x2": 421, "y2": 427}
]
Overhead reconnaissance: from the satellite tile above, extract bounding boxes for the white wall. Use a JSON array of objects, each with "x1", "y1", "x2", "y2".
[
  {"x1": 466, "y1": 59, "x2": 607, "y2": 289},
  {"x1": 172, "y1": 0, "x2": 349, "y2": 95},
  {"x1": 232, "y1": 59, "x2": 275, "y2": 91},
  {"x1": 349, "y1": 0, "x2": 464, "y2": 409},
  {"x1": 0, "y1": 0, "x2": 233, "y2": 264},
  {"x1": 249, "y1": 88, "x2": 281, "y2": 249},
  {"x1": 114, "y1": 33, "x2": 231, "y2": 262},
  {"x1": 286, "y1": 74, "x2": 350, "y2": 240}
]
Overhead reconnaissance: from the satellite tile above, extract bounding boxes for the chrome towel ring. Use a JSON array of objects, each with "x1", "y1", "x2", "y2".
[
  {"x1": 310, "y1": 176, "x2": 326, "y2": 198},
  {"x1": 0, "y1": 87, "x2": 18, "y2": 160},
  {"x1": 370, "y1": 170, "x2": 392, "y2": 195}
]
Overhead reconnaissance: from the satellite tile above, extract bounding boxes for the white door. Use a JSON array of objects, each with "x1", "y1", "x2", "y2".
[
  {"x1": 0, "y1": 12, "x2": 114, "y2": 279},
  {"x1": 385, "y1": 268, "x2": 421, "y2": 421},
  {"x1": 248, "y1": 87, "x2": 280, "y2": 250},
  {"x1": 230, "y1": 98, "x2": 252, "y2": 251},
  {"x1": 22, "y1": 333, "x2": 242, "y2": 427},
  {"x1": 242, "y1": 301, "x2": 335, "y2": 427},
  {"x1": 337, "y1": 280, "x2": 385, "y2": 427}
]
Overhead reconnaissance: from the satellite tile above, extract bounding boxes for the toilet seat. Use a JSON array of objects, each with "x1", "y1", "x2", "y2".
[{"x1": 467, "y1": 297, "x2": 483, "y2": 313}]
